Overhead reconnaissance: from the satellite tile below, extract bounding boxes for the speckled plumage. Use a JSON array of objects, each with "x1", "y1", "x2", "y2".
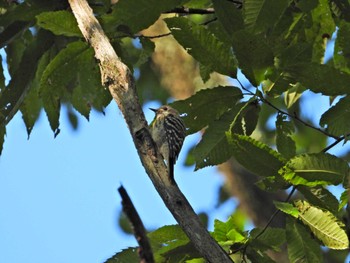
[{"x1": 150, "y1": 105, "x2": 186, "y2": 181}]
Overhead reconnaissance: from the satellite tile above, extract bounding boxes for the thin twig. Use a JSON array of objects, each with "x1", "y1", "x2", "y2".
[
  {"x1": 140, "y1": 32, "x2": 172, "y2": 39},
  {"x1": 118, "y1": 185, "x2": 155, "y2": 263},
  {"x1": 164, "y1": 7, "x2": 215, "y2": 14},
  {"x1": 235, "y1": 79, "x2": 340, "y2": 139},
  {"x1": 111, "y1": 32, "x2": 172, "y2": 40},
  {"x1": 267, "y1": 100, "x2": 337, "y2": 139},
  {"x1": 236, "y1": 186, "x2": 297, "y2": 257},
  {"x1": 321, "y1": 136, "x2": 346, "y2": 153},
  {"x1": 254, "y1": 187, "x2": 296, "y2": 240},
  {"x1": 201, "y1": 17, "x2": 218, "y2": 26}
]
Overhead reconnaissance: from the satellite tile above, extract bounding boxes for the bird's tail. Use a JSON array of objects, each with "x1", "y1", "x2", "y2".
[{"x1": 169, "y1": 158, "x2": 175, "y2": 184}]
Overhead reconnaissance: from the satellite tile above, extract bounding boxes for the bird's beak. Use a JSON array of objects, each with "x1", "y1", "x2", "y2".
[{"x1": 149, "y1": 108, "x2": 157, "y2": 113}]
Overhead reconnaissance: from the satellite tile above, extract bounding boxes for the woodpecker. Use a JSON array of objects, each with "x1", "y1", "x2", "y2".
[{"x1": 150, "y1": 105, "x2": 186, "y2": 182}]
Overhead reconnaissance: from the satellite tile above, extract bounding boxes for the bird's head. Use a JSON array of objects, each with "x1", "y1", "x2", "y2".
[{"x1": 150, "y1": 105, "x2": 180, "y2": 118}]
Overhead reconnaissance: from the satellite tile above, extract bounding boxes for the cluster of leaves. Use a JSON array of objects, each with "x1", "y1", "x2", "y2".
[
  {"x1": 109, "y1": 201, "x2": 349, "y2": 263},
  {"x1": 0, "y1": 0, "x2": 113, "y2": 142},
  {"x1": 2, "y1": 0, "x2": 350, "y2": 262},
  {"x1": 170, "y1": 86, "x2": 349, "y2": 262},
  {"x1": 0, "y1": 0, "x2": 170, "y2": 151},
  {"x1": 166, "y1": 0, "x2": 350, "y2": 261}
]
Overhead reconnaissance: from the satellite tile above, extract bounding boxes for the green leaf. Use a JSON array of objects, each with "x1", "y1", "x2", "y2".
[
  {"x1": 212, "y1": 0, "x2": 244, "y2": 36},
  {"x1": 329, "y1": 0, "x2": 350, "y2": 22},
  {"x1": 193, "y1": 101, "x2": 254, "y2": 170},
  {"x1": 72, "y1": 47, "x2": 111, "y2": 117},
  {"x1": 40, "y1": 41, "x2": 90, "y2": 134},
  {"x1": 274, "y1": 201, "x2": 299, "y2": 218},
  {"x1": 40, "y1": 41, "x2": 89, "y2": 91},
  {"x1": 281, "y1": 153, "x2": 349, "y2": 186},
  {"x1": 198, "y1": 64, "x2": 211, "y2": 83},
  {"x1": 256, "y1": 175, "x2": 290, "y2": 192},
  {"x1": 118, "y1": 210, "x2": 133, "y2": 235},
  {"x1": 213, "y1": 216, "x2": 247, "y2": 249},
  {"x1": 245, "y1": 247, "x2": 275, "y2": 263},
  {"x1": 36, "y1": 11, "x2": 82, "y2": 37},
  {"x1": 249, "y1": 227, "x2": 286, "y2": 251},
  {"x1": 4, "y1": 29, "x2": 33, "y2": 77},
  {"x1": 242, "y1": 100, "x2": 260, "y2": 136},
  {"x1": 135, "y1": 37, "x2": 155, "y2": 67},
  {"x1": 226, "y1": 228, "x2": 246, "y2": 244},
  {"x1": 226, "y1": 133, "x2": 286, "y2": 177},
  {"x1": 298, "y1": 186, "x2": 339, "y2": 214},
  {"x1": 263, "y1": 43, "x2": 311, "y2": 96},
  {"x1": 207, "y1": 20, "x2": 232, "y2": 47},
  {"x1": 186, "y1": 258, "x2": 205, "y2": 263},
  {"x1": 296, "y1": 200, "x2": 349, "y2": 249},
  {"x1": 171, "y1": 86, "x2": 243, "y2": 134},
  {"x1": 148, "y1": 225, "x2": 189, "y2": 248},
  {"x1": 231, "y1": 30, "x2": 274, "y2": 86},
  {"x1": 284, "y1": 83, "x2": 305, "y2": 108},
  {"x1": 0, "y1": 30, "x2": 54, "y2": 127},
  {"x1": 0, "y1": 1, "x2": 62, "y2": 48},
  {"x1": 275, "y1": 114, "x2": 296, "y2": 159},
  {"x1": 308, "y1": 0, "x2": 336, "y2": 63},
  {"x1": 104, "y1": 248, "x2": 139, "y2": 263},
  {"x1": 20, "y1": 46, "x2": 55, "y2": 137},
  {"x1": 136, "y1": 61, "x2": 169, "y2": 105},
  {"x1": 295, "y1": 0, "x2": 318, "y2": 12},
  {"x1": 193, "y1": 109, "x2": 236, "y2": 170},
  {"x1": 101, "y1": 0, "x2": 183, "y2": 34},
  {"x1": 287, "y1": 63, "x2": 350, "y2": 96},
  {"x1": 263, "y1": 72, "x2": 293, "y2": 97},
  {"x1": 286, "y1": 217, "x2": 323, "y2": 263},
  {"x1": 320, "y1": 96, "x2": 350, "y2": 137},
  {"x1": 40, "y1": 40, "x2": 110, "y2": 129},
  {"x1": 148, "y1": 225, "x2": 194, "y2": 262},
  {"x1": 165, "y1": 17, "x2": 237, "y2": 77},
  {"x1": 243, "y1": 0, "x2": 291, "y2": 34},
  {"x1": 229, "y1": 209, "x2": 247, "y2": 232},
  {"x1": 0, "y1": 20, "x2": 31, "y2": 49},
  {"x1": 278, "y1": 43, "x2": 313, "y2": 70},
  {"x1": 66, "y1": 107, "x2": 78, "y2": 131},
  {"x1": 0, "y1": 1, "x2": 55, "y2": 27},
  {"x1": 339, "y1": 189, "x2": 348, "y2": 211},
  {"x1": 159, "y1": 242, "x2": 199, "y2": 263},
  {"x1": 334, "y1": 21, "x2": 350, "y2": 73}
]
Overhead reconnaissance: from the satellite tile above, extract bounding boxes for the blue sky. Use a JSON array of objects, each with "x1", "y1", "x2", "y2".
[{"x1": 0, "y1": 100, "x2": 235, "y2": 263}]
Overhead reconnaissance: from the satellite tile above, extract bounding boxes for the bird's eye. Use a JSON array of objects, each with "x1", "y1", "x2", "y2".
[{"x1": 163, "y1": 106, "x2": 168, "y2": 111}]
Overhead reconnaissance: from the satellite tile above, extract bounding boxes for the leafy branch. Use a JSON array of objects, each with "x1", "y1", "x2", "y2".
[
  {"x1": 68, "y1": 0, "x2": 233, "y2": 262},
  {"x1": 236, "y1": 79, "x2": 340, "y2": 140},
  {"x1": 233, "y1": 78, "x2": 350, "y2": 256}
]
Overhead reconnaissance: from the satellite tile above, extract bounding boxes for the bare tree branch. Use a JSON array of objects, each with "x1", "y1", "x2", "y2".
[
  {"x1": 118, "y1": 185, "x2": 154, "y2": 263},
  {"x1": 68, "y1": 0, "x2": 232, "y2": 262},
  {"x1": 164, "y1": 7, "x2": 215, "y2": 14}
]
